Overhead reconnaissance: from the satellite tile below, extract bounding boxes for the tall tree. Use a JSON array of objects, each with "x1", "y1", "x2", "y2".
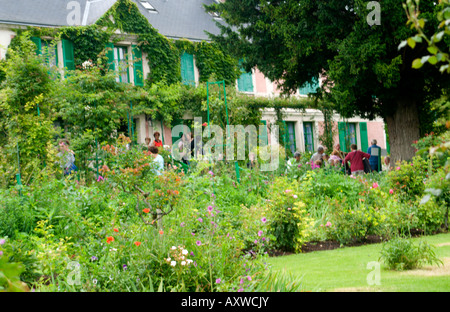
[{"x1": 206, "y1": 0, "x2": 450, "y2": 163}]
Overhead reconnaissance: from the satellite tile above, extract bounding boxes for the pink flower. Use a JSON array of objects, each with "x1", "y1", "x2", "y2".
[
  {"x1": 196, "y1": 240, "x2": 202, "y2": 246},
  {"x1": 396, "y1": 167, "x2": 401, "y2": 170},
  {"x1": 372, "y1": 182, "x2": 379, "y2": 189},
  {"x1": 261, "y1": 217, "x2": 267, "y2": 223},
  {"x1": 207, "y1": 205, "x2": 213, "y2": 212},
  {"x1": 198, "y1": 218, "x2": 203, "y2": 223},
  {"x1": 258, "y1": 230, "x2": 263, "y2": 237},
  {"x1": 325, "y1": 222, "x2": 332, "y2": 227},
  {"x1": 293, "y1": 195, "x2": 298, "y2": 199},
  {"x1": 389, "y1": 189, "x2": 394, "y2": 194}
]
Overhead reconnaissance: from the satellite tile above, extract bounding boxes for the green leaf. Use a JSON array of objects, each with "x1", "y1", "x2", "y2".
[
  {"x1": 418, "y1": 18, "x2": 425, "y2": 29},
  {"x1": 407, "y1": 38, "x2": 416, "y2": 49},
  {"x1": 432, "y1": 31, "x2": 445, "y2": 43},
  {"x1": 428, "y1": 56, "x2": 438, "y2": 65},
  {"x1": 427, "y1": 46, "x2": 438, "y2": 55},
  {"x1": 412, "y1": 35, "x2": 422, "y2": 43},
  {"x1": 412, "y1": 58, "x2": 423, "y2": 69}
]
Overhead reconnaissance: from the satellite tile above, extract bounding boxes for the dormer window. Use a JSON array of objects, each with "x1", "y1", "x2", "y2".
[{"x1": 139, "y1": 1, "x2": 157, "y2": 13}]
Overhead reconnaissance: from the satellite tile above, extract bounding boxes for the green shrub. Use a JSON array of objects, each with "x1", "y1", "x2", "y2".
[
  {"x1": 324, "y1": 199, "x2": 385, "y2": 245},
  {"x1": 379, "y1": 236, "x2": 442, "y2": 271},
  {"x1": 0, "y1": 190, "x2": 35, "y2": 239},
  {"x1": 265, "y1": 177, "x2": 313, "y2": 253}
]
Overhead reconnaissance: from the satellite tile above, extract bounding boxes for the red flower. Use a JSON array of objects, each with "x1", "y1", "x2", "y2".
[
  {"x1": 143, "y1": 208, "x2": 150, "y2": 213},
  {"x1": 202, "y1": 122, "x2": 208, "y2": 127},
  {"x1": 106, "y1": 236, "x2": 114, "y2": 244},
  {"x1": 113, "y1": 228, "x2": 119, "y2": 233},
  {"x1": 134, "y1": 241, "x2": 141, "y2": 247},
  {"x1": 159, "y1": 230, "x2": 164, "y2": 235}
]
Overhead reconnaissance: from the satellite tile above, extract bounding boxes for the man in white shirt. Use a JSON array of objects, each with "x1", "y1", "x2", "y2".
[{"x1": 149, "y1": 146, "x2": 164, "y2": 176}]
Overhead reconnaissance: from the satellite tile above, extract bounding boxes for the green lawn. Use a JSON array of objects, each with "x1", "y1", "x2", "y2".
[{"x1": 268, "y1": 233, "x2": 450, "y2": 292}]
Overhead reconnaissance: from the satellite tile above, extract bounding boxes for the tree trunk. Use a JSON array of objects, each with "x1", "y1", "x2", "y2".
[{"x1": 385, "y1": 98, "x2": 421, "y2": 165}]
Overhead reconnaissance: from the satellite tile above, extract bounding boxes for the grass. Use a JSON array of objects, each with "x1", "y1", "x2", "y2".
[{"x1": 267, "y1": 232, "x2": 450, "y2": 292}]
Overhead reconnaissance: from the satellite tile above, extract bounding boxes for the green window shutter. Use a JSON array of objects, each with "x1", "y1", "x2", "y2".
[
  {"x1": 31, "y1": 36, "x2": 42, "y2": 55},
  {"x1": 338, "y1": 122, "x2": 348, "y2": 153},
  {"x1": 359, "y1": 122, "x2": 369, "y2": 152},
  {"x1": 181, "y1": 52, "x2": 195, "y2": 86},
  {"x1": 237, "y1": 59, "x2": 253, "y2": 92},
  {"x1": 106, "y1": 42, "x2": 115, "y2": 72},
  {"x1": 132, "y1": 45, "x2": 144, "y2": 87},
  {"x1": 62, "y1": 39, "x2": 75, "y2": 71},
  {"x1": 259, "y1": 120, "x2": 268, "y2": 146}
]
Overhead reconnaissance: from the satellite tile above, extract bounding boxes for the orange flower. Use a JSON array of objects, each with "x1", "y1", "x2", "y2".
[
  {"x1": 159, "y1": 230, "x2": 164, "y2": 235},
  {"x1": 134, "y1": 241, "x2": 141, "y2": 247},
  {"x1": 174, "y1": 190, "x2": 179, "y2": 195},
  {"x1": 113, "y1": 228, "x2": 119, "y2": 233},
  {"x1": 106, "y1": 236, "x2": 114, "y2": 244},
  {"x1": 143, "y1": 208, "x2": 150, "y2": 213}
]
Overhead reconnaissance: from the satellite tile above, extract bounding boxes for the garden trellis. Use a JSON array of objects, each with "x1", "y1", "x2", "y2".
[{"x1": 206, "y1": 80, "x2": 241, "y2": 183}]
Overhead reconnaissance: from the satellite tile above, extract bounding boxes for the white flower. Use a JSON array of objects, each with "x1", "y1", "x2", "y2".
[
  {"x1": 170, "y1": 261, "x2": 176, "y2": 267},
  {"x1": 181, "y1": 261, "x2": 186, "y2": 266},
  {"x1": 171, "y1": 246, "x2": 176, "y2": 250},
  {"x1": 186, "y1": 259, "x2": 193, "y2": 265},
  {"x1": 182, "y1": 249, "x2": 188, "y2": 255}
]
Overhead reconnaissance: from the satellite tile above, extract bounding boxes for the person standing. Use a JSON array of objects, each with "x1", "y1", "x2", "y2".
[
  {"x1": 152, "y1": 132, "x2": 163, "y2": 147},
  {"x1": 367, "y1": 139, "x2": 382, "y2": 172},
  {"x1": 344, "y1": 144, "x2": 371, "y2": 176},
  {"x1": 149, "y1": 146, "x2": 164, "y2": 176},
  {"x1": 57, "y1": 139, "x2": 77, "y2": 176}
]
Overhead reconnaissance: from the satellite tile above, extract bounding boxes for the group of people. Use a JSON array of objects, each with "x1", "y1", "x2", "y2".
[
  {"x1": 57, "y1": 131, "x2": 166, "y2": 177},
  {"x1": 290, "y1": 139, "x2": 389, "y2": 176}
]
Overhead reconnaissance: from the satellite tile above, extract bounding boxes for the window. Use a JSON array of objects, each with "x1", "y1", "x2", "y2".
[
  {"x1": 303, "y1": 122, "x2": 314, "y2": 152},
  {"x1": 237, "y1": 59, "x2": 253, "y2": 93},
  {"x1": 338, "y1": 122, "x2": 357, "y2": 153},
  {"x1": 181, "y1": 52, "x2": 195, "y2": 86},
  {"x1": 113, "y1": 46, "x2": 130, "y2": 83},
  {"x1": 30, "y1": 37, "x2": 74, "y2": 73},
  {"x1": 106, "y1": 43, "x2": 144, "y2": 86},
  {"x1": 259, "y1": 120, "x2": 268, "y2": 146},
  {"x1": 139, "y1": 1, "x2": 157, "y2": 13},
  {"x1": 282, "y1": 121, "x2": 296, "y2": 155},
  {"x1": 299, "y1": 77, "x2": 319, "y2": 95}
]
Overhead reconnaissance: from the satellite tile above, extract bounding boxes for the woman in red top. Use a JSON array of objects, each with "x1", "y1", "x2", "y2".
[
  {"x1": 152, "y1": 131, "x2": 163, "y2": 147},
  {"x1": 344, "y1": 144, "x2": 371, "y2": 176}
]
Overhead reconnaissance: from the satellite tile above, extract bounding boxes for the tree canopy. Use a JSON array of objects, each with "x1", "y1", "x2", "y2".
[{"x1": 206, "y1": 0, "x2": 450, "y2": 162}]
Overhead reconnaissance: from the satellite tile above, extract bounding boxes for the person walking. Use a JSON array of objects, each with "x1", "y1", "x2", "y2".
[
  {"x1": 367, "y1": 139, "x2": 382, "y2": 172},
  {"x1": 344, "y1": 144, "x2": 371, "y2": 176}
]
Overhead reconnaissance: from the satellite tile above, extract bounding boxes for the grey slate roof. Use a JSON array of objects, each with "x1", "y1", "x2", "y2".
[
  {"x1": 126, "y1": 0, "x2": 223, "y2": 41},
  {"x1": 0, "y1": 0, "x2": 115, "y2": 27},
  {"x1": 0, "y1": 0, "x2": 223, "y2": 41}
]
